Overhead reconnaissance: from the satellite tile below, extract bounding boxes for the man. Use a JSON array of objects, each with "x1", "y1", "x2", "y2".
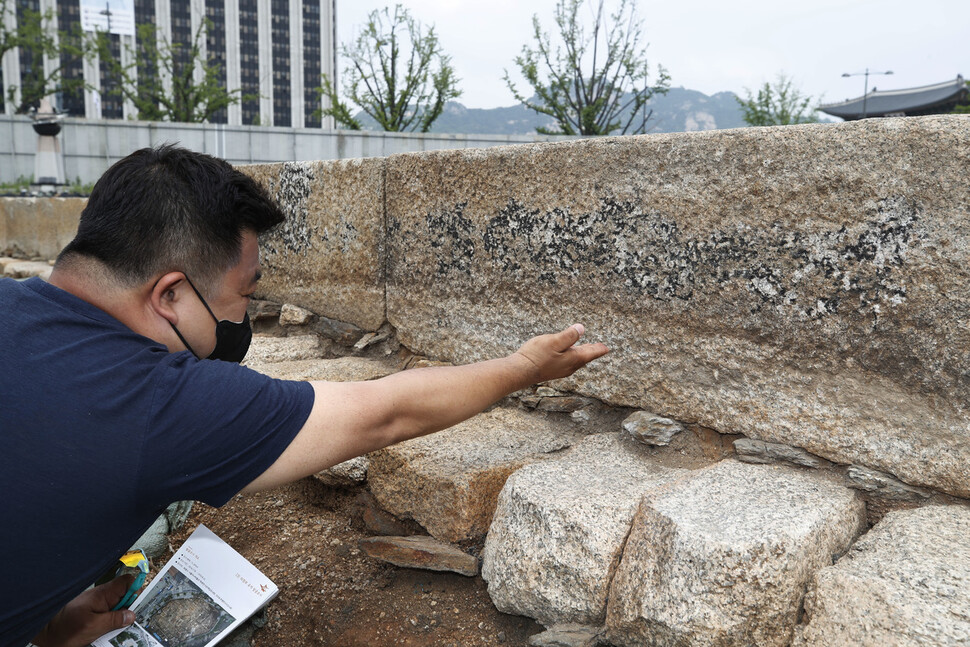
[{"x1": 0, "y1": 145, "x2": 608, "y2": 647}]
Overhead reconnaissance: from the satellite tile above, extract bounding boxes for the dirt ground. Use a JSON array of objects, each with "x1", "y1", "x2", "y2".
[{"x1": 164, "y1": 477, "x2": 543, "y2": 647}]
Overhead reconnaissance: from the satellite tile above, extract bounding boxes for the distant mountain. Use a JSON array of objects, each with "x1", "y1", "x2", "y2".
[{"x1": 350, "y1": 87, "x2": 748, "y2": 135}]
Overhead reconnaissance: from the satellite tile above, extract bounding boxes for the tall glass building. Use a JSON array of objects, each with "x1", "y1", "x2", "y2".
[{"x1": 1, "y1": 0, "x2": 336, "y2": 128}]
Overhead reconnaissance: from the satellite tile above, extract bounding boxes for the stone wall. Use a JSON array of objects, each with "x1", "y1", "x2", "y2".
[
  {"x1": 248, "y1": 115, "x2": 970, "y2": 501},
  {"x1": 0, "y1": 197, "x2": 85, "y2": 259}
]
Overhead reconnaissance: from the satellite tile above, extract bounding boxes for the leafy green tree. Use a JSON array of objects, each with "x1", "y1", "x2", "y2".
[
  {"x1": 95, "y1": 20, "x2": 249, "y2": 123},
  {"x1": 1, "y1": 0, "x2": 87, "y2": 114},
  {"x1": 317, "y1": 4, "x2": 461, "y2": 132},
  {"x1": 736, "y1": 74, "x2": 819, "y2": 126},
  {"x1": 505, "y1": 0, "x2": 670, "y2": 136}
]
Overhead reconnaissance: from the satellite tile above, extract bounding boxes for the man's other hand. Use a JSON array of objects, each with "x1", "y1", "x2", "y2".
[
  {"x1": 513, "y1": 323, "x2": 610, "y2": 384},
  {"x1": 32, "y1": 575, "x2": 136, "y2": 647}
]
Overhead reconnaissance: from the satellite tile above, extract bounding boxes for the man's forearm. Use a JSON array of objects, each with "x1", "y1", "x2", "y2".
[{"x1": 374, "y1": 352, "x2": 539, "y2": 445}]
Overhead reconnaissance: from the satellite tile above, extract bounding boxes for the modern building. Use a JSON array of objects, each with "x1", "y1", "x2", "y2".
[
  {"x1": 819, "y1": 75, "x2": 968, "y2": 121},
  {"x1": 1, "y1": 0, "x2": 336, "y2": 128}
]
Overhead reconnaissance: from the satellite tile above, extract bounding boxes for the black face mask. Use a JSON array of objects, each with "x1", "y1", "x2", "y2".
[{"x1": 170, "y1": 276, "x2": 253, "y2": 363}]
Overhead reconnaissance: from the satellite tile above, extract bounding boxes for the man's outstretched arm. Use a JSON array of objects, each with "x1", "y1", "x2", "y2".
[{"x1": 243, "y1": 324, "x2": 609, "y2": 493}]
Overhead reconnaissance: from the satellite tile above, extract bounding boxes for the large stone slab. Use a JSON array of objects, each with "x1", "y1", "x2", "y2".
[
  {"x1": 246, "y1": 356, "x2": 395, "y2": 382},
  {"x1": 368, "y1": 407, "x2": 586, "y2": 543},
  {"x1": 243, "y1": 159, "x2": 385, "y2": 331},
  {"x1": 792, "y1": 505, "x2": 970, "y2": 646},
  {"x1": 605, "y1": 460, "x2": 866, "y2": 647},
  {"x1": 384, "y1": 116, "x2": 970, "y2": 499},
  {"x1": 481, "y1": 433, "x2": 688, "y2": 626},
  {"x1": 0, "y1": 197, "x2": 84, "y2": 259}
]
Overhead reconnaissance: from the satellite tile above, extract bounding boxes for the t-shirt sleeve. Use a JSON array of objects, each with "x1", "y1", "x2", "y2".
[{"x1": 138, "y1": 354, "x2": 315, "y2": 507}]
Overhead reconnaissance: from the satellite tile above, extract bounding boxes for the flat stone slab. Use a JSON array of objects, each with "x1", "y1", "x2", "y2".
[
  {"x1": 368, "y1": 407, "x2": 586, "y2": 542},
  {"x1": 605, "y1": 460, "x2": 866, "y2": 647},
  {"x1": 242, "y1": 334, "x2": 324, "y2": 366},
  {"x1": 384, "y1": 117, "x2": 970, "y2": 499},
  {"x1": 792, "y1": 505, "x2": 970, "y2": 646},
  {"x1": 246, "y1": 356, "x2": 395, "y2": 382},
  {"x1": 528, "y1": 624, "x2": 602, "y2": 647},
  {"x1": 482, "y1": 433, "x2": 689, "y2": 626},
  {"x1": 358, "y1": 535, "x2": 478, "y2": 576}
]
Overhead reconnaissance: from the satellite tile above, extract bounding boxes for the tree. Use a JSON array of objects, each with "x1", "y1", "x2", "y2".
[
  {"x1": 736, "y1": 74, "x2": 819, "y2": 126},
  {"x1": 505, "y1": 0, "x2": 670, "y2": 136},
  {"x1": 318, "y1": 4, "x2": 461, "y2": 132},
  {"x1": 1, "y1": 0, "x2": 87, "y2": 114},
  {"x1": 95, "y1": 20, "x2": 249, "y2": 123}
]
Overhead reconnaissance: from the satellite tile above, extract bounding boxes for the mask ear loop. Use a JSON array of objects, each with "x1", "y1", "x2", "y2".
[{"x1": 167, "y1": 274, "x2": 217, "y2": 359}]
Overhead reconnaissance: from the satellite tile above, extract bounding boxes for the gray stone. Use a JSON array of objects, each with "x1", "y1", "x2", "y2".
[
  {"x1": 383, "y1": 117, "x2": 970, "y2": 499},
  {"x1": 605, "y1": 460, "x2": 866, "y2": 647},
  {"x1": 313, "y1": 456, "x2": 368, "y2": 486},
  {"x1": 482, "y1": 433, "x2": 688, "y2": 626},
  {"x1": 359, "y1": 535, "x2": 479, "y2": 576},
  {"x1": 246, "y1": 356, "x2": 395, "y2": 382},
  {"x1": 793, "y1": 505, "x2": 970, "y2": 647},
  {"x1": 279, "y1": 303, "x2": 315, "y2": 326},
  {"x1": 245, "y1": 160, "x2": 385, "y2": 330},
  {"x1": 528, "y1": 624, "x2": 603, "y2": 647},
  {"x1": 368, "y1": 407, "x2": 586, "y2": 542},
  {"x1": 846, "y1": 464, "x2": 933, "y2": 502},
  {"x1": 734, "y1": 437, "x2": 825, "y2": 468},
  {"x1": 248, "y1": 299, "x2": 281, "y2": 321},
  {"x1": 314, "y1": 314, "x2": 364, "y2": 346},
  {"x1": 621, "y1": 411, "x2": 684, "y2": 446}
]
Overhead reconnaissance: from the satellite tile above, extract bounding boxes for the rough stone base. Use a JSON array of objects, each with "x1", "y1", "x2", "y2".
[
  {"x1": 482, "y1": 433, "x2": 688, "y2": 625},
  {"x1": 792, "y1": 505, "x2": 970, "y2": 647},
  {"x1": 605, "y1": 460, "x2": 866, "y2": 647},
  {"x1": 368, "y1": 407, "x2": 587, "y2": 542}
]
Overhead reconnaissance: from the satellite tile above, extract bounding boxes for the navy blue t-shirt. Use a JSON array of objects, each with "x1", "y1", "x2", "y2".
[{"x1": 0, "y1": 277, "x2": 315, "y2": 646}]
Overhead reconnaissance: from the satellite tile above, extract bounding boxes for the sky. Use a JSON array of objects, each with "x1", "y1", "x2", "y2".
[{"x1": 335, "y1": 0, "x2": 968, "y2": 110}]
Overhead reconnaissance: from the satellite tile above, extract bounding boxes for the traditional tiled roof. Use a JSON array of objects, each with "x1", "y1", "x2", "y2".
[{"x1": 820, "y1": 76, "x2": 968, "y2": 119}]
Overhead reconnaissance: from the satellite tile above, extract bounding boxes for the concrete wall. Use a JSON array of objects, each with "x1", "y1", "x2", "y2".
[
  {"x1": 249, "y1": 115, "x2": 970, "y2": 501},
  {"x1": 0, "y1": 116, "x2": 570, "y2": 185}
]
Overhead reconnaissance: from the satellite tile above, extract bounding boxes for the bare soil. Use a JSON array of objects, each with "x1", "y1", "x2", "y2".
[{"x1": 164, "y1": 478, "x2": 543, "y2": 647}]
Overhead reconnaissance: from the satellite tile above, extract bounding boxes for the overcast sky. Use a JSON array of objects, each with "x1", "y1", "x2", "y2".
[{"x1": 335, "y1": 0, "x2": 968, "y2": 110}]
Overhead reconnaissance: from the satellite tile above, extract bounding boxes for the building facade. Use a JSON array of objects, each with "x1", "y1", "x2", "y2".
[{"x1": 1, "y1": 0, "x2": 336, "y2": 128}]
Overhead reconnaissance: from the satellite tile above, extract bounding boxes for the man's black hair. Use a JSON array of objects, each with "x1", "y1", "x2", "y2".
[{"x1": 59, "y1": 144, "x2": 284, "y2": 291}]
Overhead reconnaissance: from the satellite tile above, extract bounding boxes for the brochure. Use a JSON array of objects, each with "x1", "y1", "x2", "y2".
[{"x1": 93, "y1": 524, "x2": 278, "y2": 647}]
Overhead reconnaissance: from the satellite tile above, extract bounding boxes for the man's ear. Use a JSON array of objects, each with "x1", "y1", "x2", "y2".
[{"x1": 149, "y1": 272, "x2": 188, "y2": 325}]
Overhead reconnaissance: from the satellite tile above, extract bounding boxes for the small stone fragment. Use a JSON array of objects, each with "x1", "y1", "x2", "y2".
[
  {"x1": 279, "y1": 303, "x2": 315, "y2": 326},
  {"x1": 528, "y1": 624, "x2": 602, "y2": 647},
  {"x1": 314, "y1": 314, "x2": 363, "y2": 346},
  {"x1": 537, "y1": 395, "x2": 597, "y2": 413},
  {"x1": 353, "y1": 491, "x2": 417, "y2": 536},
  {"x1": 734, "y1": 438, "x2": 824, "y2": 468},
  {"x1": 358, "y1": 535, "x2": 479, "y2": 576},
  {"x1": 570, "y1": 409, "x2": 591, "y2": 424},
  {"x1": 621, "y1": 411, "x2": 683, "y2": 446},
  {"x1": 313, "y1": 456, "x2": 368, "y2": 487},
  {"x1": 846, "y1": 465, "x2": 932, "y2": 502},
  {"x1": 249, "y1": 299, "x2": 282, "y2": 321}
]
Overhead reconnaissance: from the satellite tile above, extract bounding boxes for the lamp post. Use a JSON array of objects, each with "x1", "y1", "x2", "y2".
[{"x1": 841, "y1": 68, "x2": 893, "y2": 118}]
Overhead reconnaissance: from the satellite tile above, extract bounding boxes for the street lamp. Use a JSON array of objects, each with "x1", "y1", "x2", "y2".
[{"x1": 841, "y1": 68, "x2": 893, "y2": 119}]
